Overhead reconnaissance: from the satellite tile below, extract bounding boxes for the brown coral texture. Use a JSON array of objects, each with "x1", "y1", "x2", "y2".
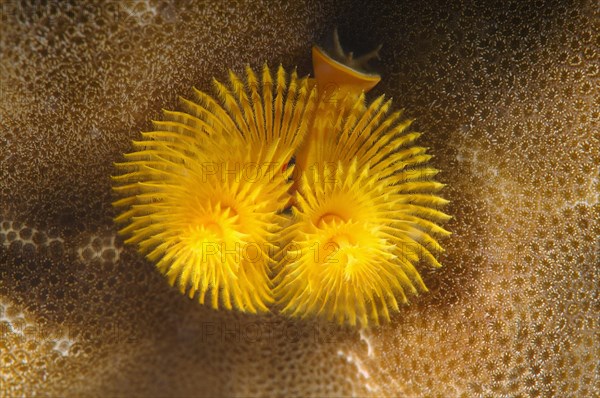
[{"x1": 0, "y1": 0, "x2": 598, "y2": 396}]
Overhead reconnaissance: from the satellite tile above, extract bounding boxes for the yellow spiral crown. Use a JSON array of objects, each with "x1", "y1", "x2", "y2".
[
  {"x1": 113, "y1": 41, "x2": 450, "y2": 327},
  {"x1": 113, "y1": 66, "x2": 317, "y2": 312}
]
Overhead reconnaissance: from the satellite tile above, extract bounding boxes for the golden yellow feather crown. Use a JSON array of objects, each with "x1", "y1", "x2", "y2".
[{"x1": 112, "y1": 33, "x2": 450, "y2": 327}]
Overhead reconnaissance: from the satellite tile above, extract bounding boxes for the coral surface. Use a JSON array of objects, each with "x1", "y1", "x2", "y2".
[{"x1": 0, "y1": 0, "x2": 598, "y2": 396}]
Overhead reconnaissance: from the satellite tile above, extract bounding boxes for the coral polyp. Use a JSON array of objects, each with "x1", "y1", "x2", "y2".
[
  {"x1": 113, "y1": 37, "x2": 450, "y2": 326},
  {"x1": 113, "y1": 66, "x2": 317, "y2": 312}
]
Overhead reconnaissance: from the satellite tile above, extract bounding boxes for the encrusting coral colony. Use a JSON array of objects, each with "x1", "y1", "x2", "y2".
[
  {"x1": 1, "y1": 1, "x2": 597, "y2": 396},
  {"x1": 112, "y1": 35, "x2": 450, "y2": 327}
]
